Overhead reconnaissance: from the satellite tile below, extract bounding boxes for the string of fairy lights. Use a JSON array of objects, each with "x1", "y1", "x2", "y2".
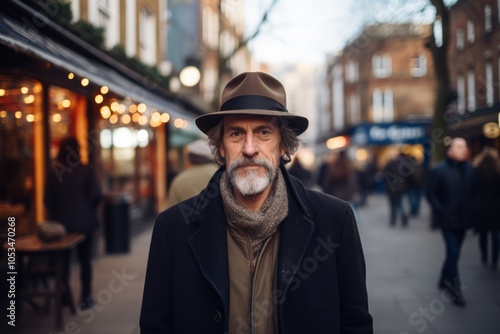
[{"x1": 0, "y1": 72, "x2": 191, "y2": 131}]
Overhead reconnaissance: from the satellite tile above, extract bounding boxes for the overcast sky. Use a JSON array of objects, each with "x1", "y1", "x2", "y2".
[{"x1": 244, "y1": 0, "x2": 441, "y2": 65}]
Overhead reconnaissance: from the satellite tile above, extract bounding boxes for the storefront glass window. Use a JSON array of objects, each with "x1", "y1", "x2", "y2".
[
  {"x1": 48, "y1": 86, "x2": 87, "y2": 162},
  {"x1": 99, "y1": 118, "x2": 155, "y2": 219},
  {"x1": 0, "y1": 76, "x2": 41, "y2": 235}
]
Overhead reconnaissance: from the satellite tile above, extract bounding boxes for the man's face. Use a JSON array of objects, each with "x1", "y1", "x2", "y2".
[
  {"x1": 447, "y1": 138, "x2": 469, "y2": 162},
  {"x1": 219, "y1": 115, "x2": 284, "y2": 196}
]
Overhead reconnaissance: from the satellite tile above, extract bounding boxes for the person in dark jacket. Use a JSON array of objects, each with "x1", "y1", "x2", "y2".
[
  {"x1": 425, "y1": 137, "x2": 478, "y2": 307},
  {"x1": 472, "y1": 146, "x2": 500, "y2": 271},
  {"x1": 45, "y1": 137, "x2": 102, "y2": 310},
  {"x1": 382, "y1": 152, "x2": 410, "y2": 227},
  {"x1": 287, "y1": 156, "x2": 313, "y2": 187},
  {"x1": 321, "y1": 150, "x2": 359, "y2": 204},
  {"x1": 140, "y1": 72, "x2": 373, "y2": 333}
]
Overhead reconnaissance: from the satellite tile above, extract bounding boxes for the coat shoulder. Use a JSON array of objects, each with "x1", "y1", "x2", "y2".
[{"x1": 290, "y1": 176, "x2": 353, "y2": 224}]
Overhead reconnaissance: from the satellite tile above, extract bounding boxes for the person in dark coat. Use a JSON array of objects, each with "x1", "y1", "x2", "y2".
[
  {"x1": 382, "y1": 152, "x2": 409, "y2": 227},
  {"x1": 140, "y1": 72, "x2": 373, "y2": 333},
  {"x1": 287, "y1": 156, "x2": 313, "y2": 187},
  {"x1": 472, "y1": 146, "x2": 500, "y2": 271},
  {"x1": 321, "y1": 150, "x2": 359, "y2": 205},
  {"x1": 45, "y1": 137, "x2": 102, "y2": 310},
  {"x1": 425, "y1": 137, "x2": 478, "y2": 307}
]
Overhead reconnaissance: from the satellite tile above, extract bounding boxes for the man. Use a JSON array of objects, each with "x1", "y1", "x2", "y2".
[
  {"x1": 140, "y1": 72, "x2": 373, "y2": 333},
  {"x1": 426, "y1": 137, "x2": 477, "y2": 307},
  {"x1": 167, "y1": 139, "x2": 218, "y2": 207},
  {"x1": 45, "y1": 137, "x2": 102, "y2": 310},
  {"x1": 382, "y1": 151, "x2": 409, "y2": 227}
]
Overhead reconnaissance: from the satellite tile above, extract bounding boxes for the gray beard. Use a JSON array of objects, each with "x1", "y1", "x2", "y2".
[{"x1": 227, "y1": 157, "x2": 277, "y2": 196}]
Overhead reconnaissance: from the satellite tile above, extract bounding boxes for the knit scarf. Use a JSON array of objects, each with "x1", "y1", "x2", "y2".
[{"x1": 220, "y1": 168, "x2": 288, "y2": 259}]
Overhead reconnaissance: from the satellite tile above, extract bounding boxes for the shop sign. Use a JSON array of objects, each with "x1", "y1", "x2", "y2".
[{"x1": 351, "y1": 123, "x2": 429, "y2": 145}]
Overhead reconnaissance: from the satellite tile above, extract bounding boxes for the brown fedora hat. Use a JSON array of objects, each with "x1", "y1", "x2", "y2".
[{"x1": 195, "y1": 71, "x2": 309, "y2": 135}]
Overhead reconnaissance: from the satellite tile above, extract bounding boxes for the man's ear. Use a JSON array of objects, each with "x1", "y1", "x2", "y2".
[{"x1": 280, "y1": 145, "x2": 286, "y2": 158}]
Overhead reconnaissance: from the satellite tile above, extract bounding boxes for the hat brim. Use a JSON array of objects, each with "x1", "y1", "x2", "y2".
[{"x1": 195, "y1": 109, "x2": 309, "y2": 136}]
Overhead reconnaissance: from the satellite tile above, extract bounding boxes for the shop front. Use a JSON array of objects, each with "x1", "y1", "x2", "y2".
[
  {"x1": 320, "y1": 120, "x2": 432, "y2": 192},
  {"x1": 447, "y1": 104, "x2": 500, "y2": 157},
  {"x1": 0, "y1": 7, "x2": 204, "y2": 236}
]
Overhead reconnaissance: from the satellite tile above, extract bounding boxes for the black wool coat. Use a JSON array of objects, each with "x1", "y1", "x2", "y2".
[
  {"x1": 425, "y1": 158, "x2": 478, "y2": 231},
  {"x1": 140, "y1": 164, "x2": 373, "y2": 334},
  {"x1": 45, "y1": 163, "x2": 102, "y2": 233}
]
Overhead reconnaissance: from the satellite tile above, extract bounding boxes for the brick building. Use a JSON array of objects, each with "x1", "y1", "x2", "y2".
[
  {"x1": 320, "y1": 23, "x2": 437, "y2": 170},
  {"x1": 447, "y1": 0, "x2": 500, "y2": 153}
]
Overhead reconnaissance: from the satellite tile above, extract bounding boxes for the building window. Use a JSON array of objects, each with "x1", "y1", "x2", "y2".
[
  {"x1": 97, "y1": 0, "x2": 109, "y2": 28},
  {"x1": 71, "y1": 0, "x2": 80, "y2": 21},
  {"x1": 485, "y1": 4, "x2": 492, "y2": 33},
  {"x1": 348, "y1": 94, "x2": 361, "y2": 124},
  {"x1": 457, "y1": 75, "x2": 465, "y2": 114},
  {"x1": 125, "y1": 0, "x2": 137, "y2": 57},
  {"x1": 372, "y1": 54, "x2": 392, "y2": 78},
  {"x1": 203, "y1": 7, "x2": 219, "y2": 50},
  {"x1": 467, "y1": 70, "x2": 476, "y2": 111},
  {"x1": 139, "y1": 8, "x2": 157, "y2": 66},
  {"x1": 0, "y1": 76, "x2": 42, "y2": 235},
  {"x1": 486, "y1": 62, "x2": 494, "y2": 106},
  {"x1": 456, "y1": 29, "x2": 464, "y2": 50},
  {"x1": 333, "y1": 64, "x2": 344, "y2": 131},
  {"x1": 345, "y1": 60, "x2": 359, "y2": 83},
  {"x1": 372, "y1": 89, "x2": 393, "y2": 123},
  {"x1": 467, "y1": 20, "x2": 475, "y2": 44},
  {"x1": 411, "y1": 55, "x2": 427, "y2": 77},
  {"x1": 95, "y1": 0, "x2": 119, "y2": 49}
]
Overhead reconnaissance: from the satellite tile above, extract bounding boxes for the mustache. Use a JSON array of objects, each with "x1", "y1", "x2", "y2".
[{"x1": 227, "y1": 157, "x2": 273, "y2": 173}]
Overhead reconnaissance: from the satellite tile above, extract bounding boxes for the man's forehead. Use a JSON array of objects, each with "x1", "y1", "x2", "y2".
[{"x1": 222, "y1": 115, "x2": 279, "y2": 128}]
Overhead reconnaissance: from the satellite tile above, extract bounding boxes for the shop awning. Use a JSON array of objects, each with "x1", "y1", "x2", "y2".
[{"x1": 0, "y1": 11, "x2": 201, "y2": 122}]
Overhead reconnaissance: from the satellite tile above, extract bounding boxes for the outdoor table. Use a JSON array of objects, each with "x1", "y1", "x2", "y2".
[{"x1": 5, "y1": 233, "x2": 85, "y2": 329}]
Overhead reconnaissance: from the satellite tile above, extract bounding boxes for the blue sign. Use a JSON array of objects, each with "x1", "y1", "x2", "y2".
[{"x1": 350, "y1": 122, "x2": 431, "y2": 145}]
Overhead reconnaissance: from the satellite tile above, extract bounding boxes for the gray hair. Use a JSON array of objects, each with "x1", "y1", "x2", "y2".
[{"x1": 206, "y1": 117, "x2": 300, "y2": 166}]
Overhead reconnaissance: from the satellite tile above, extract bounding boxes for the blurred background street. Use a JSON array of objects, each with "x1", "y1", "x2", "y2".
[
  {"x1": 5, "y1": 194, "x2": 499, "y2": 334},
  {"x1": 1, "y1": 0, "x2": 500, "y2": 333}
]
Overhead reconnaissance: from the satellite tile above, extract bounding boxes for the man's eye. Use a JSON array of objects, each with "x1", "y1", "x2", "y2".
[
  {"x1": 259, "y1": 129, "x2": 272, "y2": 136},
  {"x1": 229, "y1": 131, "x2": 242, "y2": 137}
]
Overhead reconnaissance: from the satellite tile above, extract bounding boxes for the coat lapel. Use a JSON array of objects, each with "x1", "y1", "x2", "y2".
[
  {"x1": 188, "y1": 169, "x2": 230, "y2": 319},
  {"x1": 276, "y1": 165, "x2": 315, "y2": 302}
]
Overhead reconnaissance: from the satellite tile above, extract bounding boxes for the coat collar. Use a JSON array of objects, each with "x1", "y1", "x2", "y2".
[{"x1": 187, "y1": 164, "x2": 315, "y2": 323}]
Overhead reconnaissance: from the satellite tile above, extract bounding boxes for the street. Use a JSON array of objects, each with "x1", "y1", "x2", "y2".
[{"x1": 9, "y1": 194, "x2": 500, "y2": 334}]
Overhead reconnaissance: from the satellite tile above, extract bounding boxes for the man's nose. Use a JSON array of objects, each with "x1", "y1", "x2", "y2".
[{"x1": 242, "y1": 134, "x2": 258, "y2": 157}]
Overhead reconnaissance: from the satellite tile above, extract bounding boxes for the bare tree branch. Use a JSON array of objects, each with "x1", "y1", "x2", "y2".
[{"x1": 222, "y1": 0, "x2": 281, "y2": 63}]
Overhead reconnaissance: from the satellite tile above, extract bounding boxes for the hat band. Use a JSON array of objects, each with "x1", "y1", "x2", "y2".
[{"x1": 220, "y1": 95, "x2": 288, "y2": 113}]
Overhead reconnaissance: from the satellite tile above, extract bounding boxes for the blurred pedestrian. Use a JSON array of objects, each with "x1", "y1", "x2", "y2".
[
  {"x1": 425, "y1": 137, "x2": 478, "y2": 307},
  {"x1": 167, "y1": 139, "x2": 219, "y2": 207},
  {"x1": 472, "y1": 146, "x2": 500, "y2": 271},
  {"x1": 316, "y1": 153, "x2": 334, "y2": 191},
  {"x1": 44, "y1": 137, "x2": 102, "y2": 310},
  {"x1": 321, "y1": 150, "x2": 359, "y2": 208},
  {"x1": 356, "y1": 156, "x2": 377, "y2": 207},
  {"x1": 140, "y1": 71, "x2": 373, "y2": 333},
  {"x1": 406, "y1": 155, "x2": 427, "y2": 217},
  {"x1": 288, "y1": 156, "x2": 313, "y2": 187},
  {"x1": 382, "y1": 152, "x2": 409, "y2": 227}
]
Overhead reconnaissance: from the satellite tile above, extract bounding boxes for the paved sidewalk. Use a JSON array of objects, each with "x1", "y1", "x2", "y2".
[
  {"x1": 7, "y1": 224, "x2": 152, "y2": 334},
  {"x1": 7, "y1": 194, "x2": 500, "y2": 333},
  {"x1": 358, "y1": 195, "x2": 500, "y2": 334}
]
